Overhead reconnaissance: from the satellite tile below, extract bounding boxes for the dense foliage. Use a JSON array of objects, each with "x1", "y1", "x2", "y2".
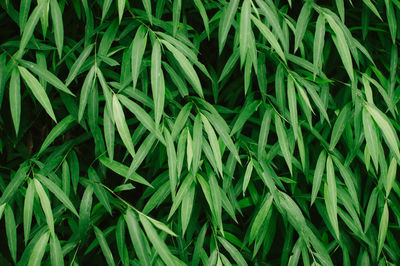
[{"x1": 1, "y1": 0, "x2": 400, "y2": 265}]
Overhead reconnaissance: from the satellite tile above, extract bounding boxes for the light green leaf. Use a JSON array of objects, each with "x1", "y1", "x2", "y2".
[
  {"x1": 118, "y1": 0, "x2": 125, "y2": 23},
  {"x1": 218, "y1": 0, "x2": 240, "y2": 53},
  {"x1": 249, "y1": 193, "x2": 273, "y2": 244},
  {"x1": 113, "y1": 94, "x2": 135, "y2": 157},
  {"x1": 311, "y1": 150, "x2": 326, "y2": 205},
  {"x1": 94, "y1": 226, "x2": 116, "y2": 266},
  {"x1": 329, "y1": 104, "x2": 350, "y2": 150},
  {"x1": 313, "y1": 14, "x2": 325, "y2": 78},
  {"x1": 24, "y1": 179, "x2": 35, "y2": 245},
  {"x1": 35, "y1": 174, "x2": 78, "y2": 216},
  {"x1": 39, "y1": 115, "x2": 75, "y2": 154},
  {"x1": 125, "y1": 209, "x2": 151, "y2": 266},
  {"x1": 274, "y1": 113, "x2": 292, "y2": 175},
  {"x1": 377, "y1": 202, "x2": 389, "y2": 258},
  {"x1": 295, "y1": 2, "x2": 312, "y2": 52},
  {"x1": 27, "y1": 231, "x2": 50, "y2": 266},
  {"x1": 65, "y1": 44, "x2": 94, "y2": 86},
  {"x1": 50, "y1": 235, "x2": 64, "y2": 266},
  {"x1": 34, "y1": 178, "x2": 55, "y2": 236},
  {"x1": 366, "y1": 103, "x2": 400, "y2": 163},
  {"x1": 78, "y1": 65, "x2": 95, "y2": 122},
  {"x1": 18, "y1": 60, "x2": 74, "y2": 96},
  {"x1": 139, "y1": 214, "x2": 177, "y2": 266},
  {"x1": 142, "y1": 0, "x2": 153, "y2": 24},
  {"x1": 5, "y1": 205, "x2": 17, "y2": 263},
  {"x1": 19, "y1": 2, "x2": 45, "y2": 56},
  {"x1": 18, "y1": 66, "x2": 57, "y2": 122},
  {"x1": 151, "y1": 40, "x2": 165, "y2": 126},
  {"x1": 131, "y1": 25, "x2": 147, "y2": 90},
  {"x1": 218, "y1": 236, "x2": 248, "y2": 266},
  {"x1": 240, "y1": 0, "x2": 251, "y2": 66},
  {"x1": 251, "y1": 15, "x2": 286, "y2": 62},
  {"x1": 161, "y1": 40, "x2": 203, "y2": 98},
  {"x1": 9, "y1": 67, "x2": 21, "y2": 135},
  {"x1": 0, "y1": 164, "x2": 29, "y2": 205},
  {"x1": 164, "y1": 128, "x2": 177, "y2": 197},
  {"x1": 324, "y1": 156, "x2": 339, "y2": 240},
  {"x1": 201, "y1": 114, "x2": 223, "y2": 177},
  {"x1": 326, "y1": 15, "x2": 353, "y2": 81},
  {"x1": 50, "y1": 0, "x2": 63, "y2": 58}
]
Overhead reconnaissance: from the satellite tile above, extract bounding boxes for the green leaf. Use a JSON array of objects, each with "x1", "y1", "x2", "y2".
[
  {"x1": 78, "y1": 185, "x2": 93, "y2": 238},
  {"x1": 231, "y1": 100, "x2": 260, "y2": 136},
  {"x1": 161, "y1": 40, "x2": 203, "y2": 98},
  {"x1": 274, "y1": 113, "x2": 292, "y2": 175},
  {"x1": 218, "y1": 0, "x2": 240, "y2": 53},
  {"x1": 362, "y1": 108, "x2": 380, "y2": 171},
  {"x1": 78, "y1": 65, "x2": 95, "y2": 122},
  {"x1": 27, "y1": 231, "x2": 50, "y2": 266},
  {"x1": 24, "y1": 179, "x2": 35, "y2": 245},
  {"x1": 218, "y1": 236, "x2": 248, "y2": 266},
  {"x1": 201, "y1": 114, "x2": 223, "y2": 177},
  {"x1": 0, "y1": 163, "x2": 29, "y2": 206},
  {"x1": 9, "y1": 67, "x2": 21, "y2": 134},
  {"x1": 181, "y1": 184, "x2": 195, "y2": 235},
  {"x1": 19, "y1": 2, "x2": 45, "y2": 56},
  {"x1": 326, "y1": 15, "x2": 354, "y2": 81},
  {"x1": 329, "y1": 104, "x2": 350, "y2": 150},
  {"x1": 385, "y1": 0, "x2": 397, "y2": 43},
  {"x1": 50, "y1": 235, "x2": 64, "y2": 266},
  {"x1": 34, "y1": 178, "x2": 55, "y2": 236},
  {"x1": 39, "y1": 115, "x2": 75, "y2": 154},
  {"x1": 5, "y1": 205, "x2": 17, "y2": 263},
  {"x1": 311, "y1": 150, "x2": 326, "y2": 205},
  {"x1": 172, "y1": 0, "x2": 182, "y2": 36},
  {"x1": 362, "y1": 0, "x2": 383, "y2": 20},
  {"x1": 113, "y1": 94, "x2": 135, "y2": 157},
  {"x1": 366, "y1": 103, "x2": 400, "y2": 163},
  {"x1": 324, "y1": 156, "x2": 339, "y2": 240},
  {"x1": 99, "y1": 156, "x2": 152, "y2": 187},
  {"x1": 101, "y1": 0, "x2": 112, "y2": 21},
  {"x1": 164, "y1": 128, "x2": 177, "y2": 197},
  {"x1": 35, "y1": 174, "x2": 78, "y2": 216},
  {"x1": 295, "y1": 2, "x2": 312, "y2": 52},
  {"x1": 142, "y1": 0, "x2": 153, "y2": 24},
  {"x1": 313, "y1": 14, "x2": 325, "y2": 77},
  {"x1": 377, "y1": 202, "x2": 389, "y2": 258},
  {"x1": 131, "y1": 25, "x2": 147, "y2": 90},
  {"x1": 251, "y1": 15, "x2": 286, "y2": 62},
  {"x1": 249, "y1": 193, "x2": 273, "y2": 244},
  {"x1": 240, "y1": 0, "x2": 251, "y2": 66},
  {"x1": 65, "y1": 44, "x2": 94, "y2": 86},
  {"x1": 94, "y1": 226, "x2": 116, "y2": 266},
  {"x1": 151, "y1": 40, "x2": 165, "y2": 126},
  {"x1": 194, "y1": 0, "x2": 209, "y2": 37},
  {"x1": 18, "y1": 66, "x2": 57, "y2": 122},
  {"x1": 50, "y1": 0, "x2": 63, "y2": 58},
  {"x1": 125, "y1": 209, "x2": 151, "y2": 266},
  {"x1": 385, "y1": 157, "x2": 397, "y2": 197},
  {"x1": 117, "y1": 94, "x2": 165, "y2": 145},
  {"x1": 18, "y1": 60, "x2": 74, "y2": 96},
  {"x1": 139, "y1": 214, "x2": 177, "y2": 266},
  {"x1": 19, "y1": 0, "x2": 32, "y2": 33},
  {"x1": 118, "y1": 0, "x2": 125, "y2": 23}
]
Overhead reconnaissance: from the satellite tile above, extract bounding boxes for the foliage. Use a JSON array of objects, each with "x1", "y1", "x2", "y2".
[{"x1": 0, "y1": 0, "x2": 400, "y2": 265}]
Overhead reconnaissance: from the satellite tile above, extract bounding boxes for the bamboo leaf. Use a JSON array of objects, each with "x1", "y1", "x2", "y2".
[
  {"x1": 324, "y1": 156, "x2": 339, "y2": 240},
  {"x1": 131, "y1": 25, "x2": 147, "y2": 90},
  {"x1": 27, "y1": 231, "x2": 50, "y2": 266},
  {"x1": 113, "y1": 94, "x2": 135, "y2": 157},
  {"x1": 18, "y1": 66, "x2": 57, "y2": 122}
]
